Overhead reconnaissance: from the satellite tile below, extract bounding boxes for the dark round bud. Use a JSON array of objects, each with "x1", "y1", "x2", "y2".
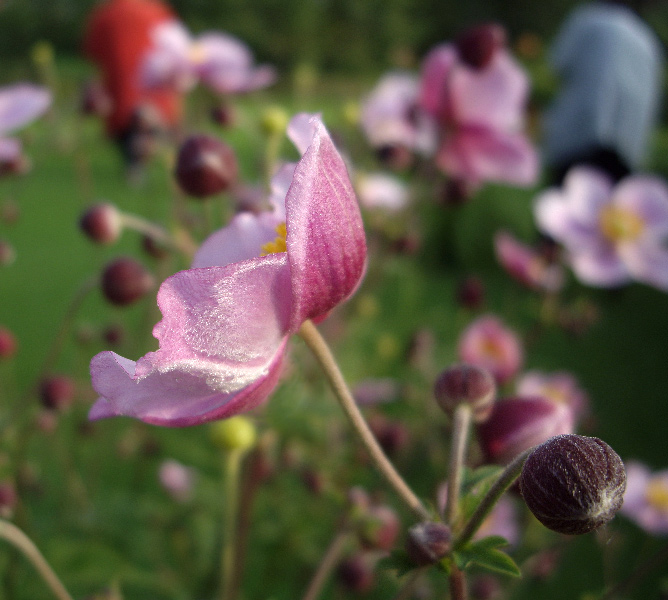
[
  {"x1": 0, "y1": 239, "x2": 16, "y2": 266},
  {"x1": 79, "y1": 203, "x2": 122, "y2": 245},
  {"x1": 175, "y1": 135, "x2": 238, "y2": 198},
  {"x1": 520, "y1": 434, "x2": 626, "y2": 535},
  {"x1": 0, "y1": 155, "x2": 30, "y2": 177},
  {"x1": 80, "y1": 81, "x2": 112, "y2": 117},
  {"x1": 405, "y1": 521, "x2": 451, "y2": 566},
  {"x1": 211, "y1": 104, "x2": 236, "y2": 127},
  {"x1": 442, "y1": 178, "x2": 473, "y2": 206},
  {"x1": 369, "y1": 415, "x2": 409, "y2": 457},
  {"x1": 337, "y1": 555, "x2": 375, "y2": 593},
  {"x1": 434, "y1": 363, "x2": 496, "y2": 422},
  {"x1": 101, "y1": 257, "x2": 155, "y2": 306},
  {"x1": 456, "y1": 276, "x2": 485, "y2": 310},
  {"x1": 40, "y1": 375, "x2": 76, "y2": 410},
  {"x1": 358, "y1": 505, "x2": 400, "y2": 551},
  {"x1": 301, "y1": 468, "x2": 325, "y2": 496},
  {"x1": 103, "y1": 323, "x2": 125, "y2": 346},
  {"x1": 455, "y1": 23, "x2": 507, "y2": 70},
  {"x1": 0, "y1": 326, "x2": 17, "y2": 359},
  {"x1": 141, "y1": 234, "x2": 169, "y2": 260}
]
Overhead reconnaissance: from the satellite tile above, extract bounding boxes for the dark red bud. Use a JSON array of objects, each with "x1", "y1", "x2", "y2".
[
  {"x1": 337, "y1": 555, "x2": 375, "y2": 593},
  {"x1": 175, "y1": 135, "x2": 238, "y2": 198},
  {"x1": 434, "y1": 363, "x2": 496, "y2": 422},
  {"x1": 211, "y1": 104, "x2": 236, "y2": 127},
  {"x1": 80, "y1": 203, "x2": 122, "y2": 245},
  {"x1": 442, "y1": 178, "x2": 473, "y2": 206},
  {"x1": 0, "y1": 239, "x2": 16, "y2": 266},
  {"x1": 101, "y1": 257, "x2": 155, "y2": 306},
  {"x1": 358, "y1": 505, "x2": 400, "y2": 551},
  {"x1": 0, "y1": 481, "x2": 17, "y2": 516},
  {"x1": 405, "y1": 521, "x2": 451, "y2": 565},
  {"x1": 455, "y1": 23, "x2": 507, "y2": 70},
  {"x1": 141, "y1": 234, "x2": 169, "y2": 259},
  {"x1": 520, "y1": 434, "x2": 626, "y2": 535},
  {"x1": 456, "y1": 276, "x2": 485, "y2": 310},
  {"x1": 40, "y1": 375, "x2": 76, "y2": 411},
  {"x1": 0, "y1": 326, "x2": 17, "y2": 359}
]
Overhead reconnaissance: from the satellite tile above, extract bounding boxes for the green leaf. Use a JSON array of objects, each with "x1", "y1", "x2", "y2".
[
  {"x1": 452, "y1": 537, "x2": 521, "y2": 578},
  {"x1": 469, "y1": 547, "x2": 521, "y2": 577},
  {"x1": 377, "y1": 550, "x2": 416, "y2": 577},
  {"x1": 470, "y1": 535, "x2": 509, "y2": 551}
]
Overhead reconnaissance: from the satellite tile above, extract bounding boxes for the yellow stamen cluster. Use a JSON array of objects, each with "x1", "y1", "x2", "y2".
[
  {"x1": 189, "y1": 43, "x2": 207, "y2": 65},
  {"x1": 261, "y1": 223, "x2": 287, "y2": 255},
  {"x1": 645, "y1": 478, "x2": 668, "y2": 512},
  {"x1": 599, "y1": 205, "x2": 644, "y2": 243}
]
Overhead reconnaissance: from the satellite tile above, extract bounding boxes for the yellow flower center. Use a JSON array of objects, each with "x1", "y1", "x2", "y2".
[
  {"x1": 261, "y1": 223, "x2": 287, "y2": 255},
  {"x1": 189, "y1": 43, "x2": 207, "y2": 66},
  {"x1": 599, "y1": 206, "x2": 644, "y2": 243},
  {"x1": 481, "y1": 338, "x2": 504, "y2": 361},
  {"x1": 539, "y1": 384, "x2": 568, "y2": 405},
  {"x1": 645, "y1": 478, "x2": 668, "y2": 512}
]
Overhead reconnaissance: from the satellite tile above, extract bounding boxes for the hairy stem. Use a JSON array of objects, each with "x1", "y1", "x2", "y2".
[
  {"x1": 0, "y1": 520, "x2": 74, "y2": 600},
  {"x1": 298, "y1": 320, "x2": 429, "y2": 521},
  {"x1": 445, "y1": 404, "x2": 472, "y2": 527}
]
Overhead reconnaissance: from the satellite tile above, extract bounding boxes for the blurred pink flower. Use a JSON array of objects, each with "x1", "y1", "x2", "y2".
[
  {"x1": 360, "y1": 72, "x2": 434, "y2": 154},
  {"x1": 0, "y1": 84, "x2": 51, "y2": 167},
  {"x1": 418, "y1": 39, "x2": 538, "y2": 188},
  {"x1": 477, "y1": 396, "x2": 574, "y2": 464},
  {"x1": 621, "y1": 461, "x2": 668, "y2": 535},
  {"x1": 458, "y1": 315, "x2": 523, "y2": 384},
  {"x1": 159, "y1": 459, "x2": 195, "y2": 502},
  {"x1": 142, "y1": 20, "x2": 276, "y2": 94},
  {"x1": 494, "y1": 231, "x2": 564, "y2": 292},
  {"x1": 89, "y1": 114, "x2": 366, "y2": 426},
  {"x1": 516, "y1": 370, "x2": 588, "y2": 423},
  {"x1": 356, "y1": 172, "x2": 409, "y2": 213},
  {"x1": 535, "y1": 167, "x2": 668, "y2": 291}
]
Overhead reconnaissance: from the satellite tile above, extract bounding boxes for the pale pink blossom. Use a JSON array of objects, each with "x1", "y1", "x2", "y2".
[
  {"x1": 418, "y1": 41, "x2": 538, "y2": 188},
  {"x1": 89, "y1": 114, "x2": 366, "y2": 426},
  {"x1": 494, "y1": 231, "x2": 564, "y2": 292},
  {"x1": 142, "y1": 20, "x2": 276, "y2": 94},
  {"x1": 621, "y1": 461, "x2": 668, "y2": 535},
  {"x1": 516, "y1": 370, "x2": 588, "y2": 423},
  {"x1": 535, "y1": 167, "x2": 668, "y2": 291},
  {"x1": 0, "y1": 84, "x2": 51, "y2": 167},
  {"x1": 159, "y1": 460, "x2": 195, "y2": 502},
  {"x1": 356, "y1": 172, "x2": 409, "y2": 213},
  {"x1": 458, "y1": 315, "x2": 523, "y2": 384}
]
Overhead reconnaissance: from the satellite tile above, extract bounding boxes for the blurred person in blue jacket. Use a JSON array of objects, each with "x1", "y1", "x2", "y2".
[{"x1": 543, "y1": 1, "x2": 664, "y2": 183}]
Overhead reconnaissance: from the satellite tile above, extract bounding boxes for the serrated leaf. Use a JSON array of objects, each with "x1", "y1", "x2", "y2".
[
  {"x1": 377, "y1": 550, "x2": 416, "y2": 577},
  {"x1": 469, "y1": 535, "x2": 509, "y2": 551},
  {"x1": 470, "y1": 547, "x2": 521, "y2": 577},
  {"x1": 452, "y1": 538, "x2": 519, "y2": 577}
]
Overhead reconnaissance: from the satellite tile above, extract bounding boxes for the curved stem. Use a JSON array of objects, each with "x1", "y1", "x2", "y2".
[
  {"x1": 298, "y1": 320, "x2": 430, "y2": 521},
  {"x1": 445, "y1": 404, "x2": 472, "y2": 527},
  {"x1": 0, "y1": 520, "x2": 74, "y2": 600},
  {"x1": 454, "y1": 448, "x2": 533, "y2": 550},
  {"x1": 220, "y1": 449, "x2": 243, "y2": 600},
  {"x1": 120, "y1": 212, "x2": 196, "y2": 257},
  {"x1": 301, "y1": 529, "x2": 351, "y2": 600}
]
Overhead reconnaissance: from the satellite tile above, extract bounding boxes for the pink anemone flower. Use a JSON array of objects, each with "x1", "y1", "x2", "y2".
[
  {"x1": 418, "y1": 42, "x2": 538, "y2": 189},
  {"x1": 515, "y1": 370, "x2": 588, "y2": 424},
  {"x1": 142, "y1": 20, "x2": 276, "y2": 94},
  {"x1": 458, "y1": 315, "x2": 523, "y2": 385},
  {"x1": 89, "y1": 114, "x2": 366, "y2": 426},
  {"x1": 534, "y1": 167, "x2": 668, "y2": 291},
  {"x1": 494, "y1": 230, "x2": 564, "y2": 292},
  {"x1": 0, "y1": 84, "x2": 52, "y2": 168},
  {"x1": 621, "y1": 461, "x2": 668, "y2": 535}
]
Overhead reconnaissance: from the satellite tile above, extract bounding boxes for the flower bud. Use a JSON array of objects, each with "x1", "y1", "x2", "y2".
[
  {"x1": 0, "y1": 239, "x2": 16, "y2": 266},
  {"x1": 210, "y1": 104, "x2": 236, "y2": 127},
  {"x1": 477, "y1": 396, "x2": 574, "y2": 464},
  {"x1": 0, "y1": 481, "x2": 17, "y2": 518},
  {"x1": 175, "y1": 135, "x2": 238, "y2": 198},
  {"x1": 434, "y1": 363, "x2": 496, "y2": 422},
  {"x1": 260, "y1": 106, "x2": 288, "y2": 136},
  {"x1": 0, "y1": 326, "x2": 17, "y2": 359},
  {"x1": 210, "y1": 416, "x2": 257, "y2": 452},
  {"x1": 101, "y1": 257, "x2": 155, "y2": 306},
  {"x1": 455, "y1": 23, "x2": 507, "y2": 70},
  {"x1": 520, "y1": 434, "x2": 626, "y2": 535},
  {"x1": 337, "y1": 554, "x2": 375, "y2": 593},
  {"x1": 39, "y1": 375, "x2": 76, "y2": 410},
  {"x1": 456, "y1": 276, "x2": 485, "y2": 310},
  {"x1": 79, "y1": 203, "x2": 123, "y2": 245},
  {"x1": 358, "y1": 505, "x2": 400, "y2": 551},
  {"x1": 405, "y1": 521, "x2": 451, "y2": 566}
]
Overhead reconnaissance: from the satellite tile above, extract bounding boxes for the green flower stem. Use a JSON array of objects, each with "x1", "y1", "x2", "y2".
[
  {"x1": 120, "y1": 212, "x2": 196, "y2": 257},
  {"x1": 301, "y1": 528, "x2": 352, "y2": 600},
  {"x1": 449, "y1": 565, "x2": 467, "y2": 600},
  {"x1": 221, "y1": 449, "x2": 243, "y2": 600},
  {"x1": 445, "y1": 404, "x2": 473, "y2": 527},
  {"x1": 0, "y1": 519, "x2": 74, "y2": 600},
  {"x1": 298, "y1": 320, "x2": 430, "y2": 521},
  {"x1": 454, "y1": 448, "x2": 533, "y2": 550}
]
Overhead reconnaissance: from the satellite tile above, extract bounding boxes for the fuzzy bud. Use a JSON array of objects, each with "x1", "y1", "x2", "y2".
[
  {"x1": 80, "y1": 203, "x2": 123, "y2": 245},
  {"x1": 434, "y1": 363, "x2": 496, "y2": 422},
  {"x1": 40, "y1": 375, "x2": 76, "y2": 410},
  {"x1": 405, "y1": 521, "x2": 451, "y2": 565},
  {"x1": 520, "y1": 434, "x2": 626, "y2": 535},
  {"x1": 101, "y1": 257, "x2": 155, "y2": 306},
  {"x1": 210, "y1": 416, "x2": 257, "y2": 452},
  {"x1": 455, "y1": 23, "x2": 507, "y2": 70},
  {"x1": 0, "y1": 326, "x2": 17, "y2": 359},
  {"x1": 175, "y1": 135, "x2": 238, "y2": 198}
]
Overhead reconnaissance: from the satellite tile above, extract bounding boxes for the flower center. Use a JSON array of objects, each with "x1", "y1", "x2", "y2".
[
  {"x1": 645, "y1": 478, "x2": 668, "y2": 512},
  {"x1": 189, "y1": 43, "x2": 207, "y2": 66},
  {"x1": 540, "y1": 384, "x2": 568, "y2": 405},
  {"x1": 599, "y1": 206, "x2": 644, "y2": 243},
  {"x1": 261, "y1": 223, "x2": 287, "y2": 255},
  {"x1": 480, "y1": 338, "x2": 504, "y2": 361}
]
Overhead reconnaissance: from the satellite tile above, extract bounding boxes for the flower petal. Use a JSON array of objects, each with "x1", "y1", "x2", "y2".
[
  {"x1": 0, "y1": 137, "x2": 21, "y2": 162},
  {"x1": 562, "y1": 167, "x2": 614, "y2": 226},
  {"x1": 285, "y1": 116, "x2": 366, "y2": 329},
  {"x1": 614, "y1": 176, "x2": 668, "y2": 238},
  {"x1": 418, "y1": 45, "x2": 457, "y2": 118},
  {"x1": 569, "y1": 244, "x2": 630, "y2": 287},
  {"x1": 618, "y1": 240, "x2": 668, "y2": 291},
  {"x1": 0, "y1": 84, "x2": 51, "y2": 135}
]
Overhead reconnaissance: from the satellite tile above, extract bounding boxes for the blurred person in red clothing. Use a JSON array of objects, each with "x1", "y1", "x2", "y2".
[{"x1": 83, "y1": 0, "x2": 183, "y2": 170}]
